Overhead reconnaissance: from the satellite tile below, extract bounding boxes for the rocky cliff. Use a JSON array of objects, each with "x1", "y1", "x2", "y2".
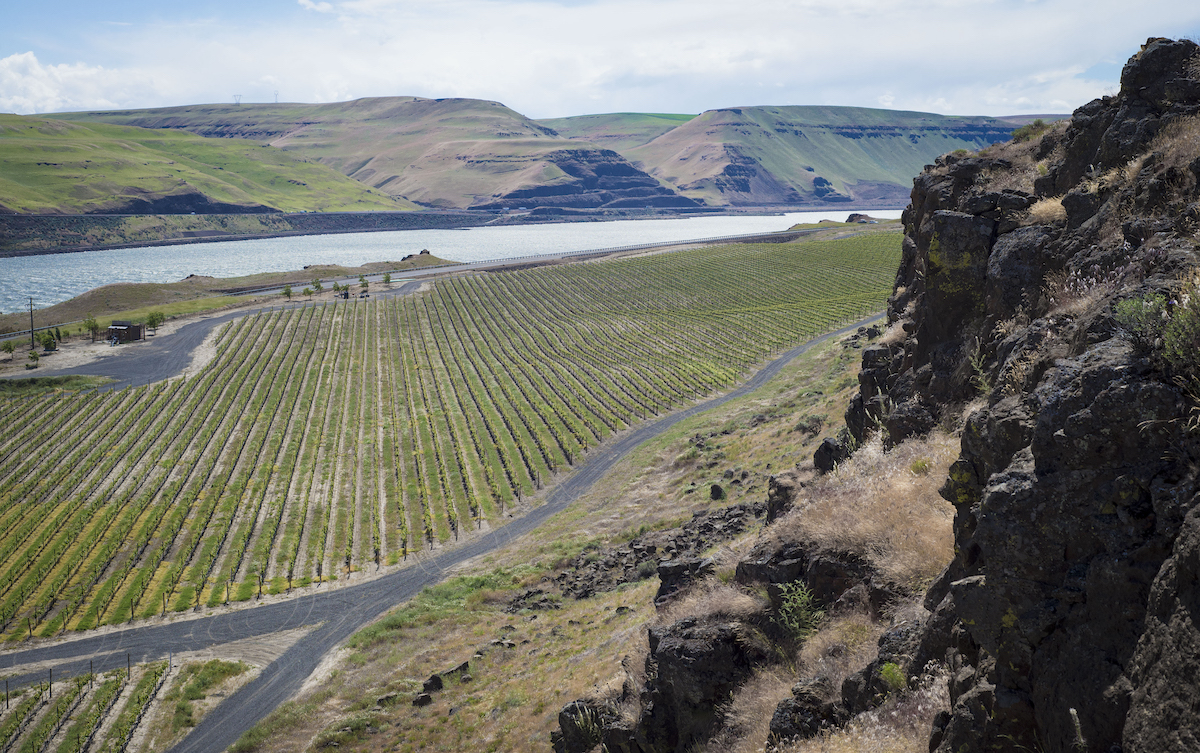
[
  {"x1": 552, "y1": 37, "x2": 1200, "y2": 753},
  {"x1": 844, "y1": 37, "x2": 1200, "y2": 752}
]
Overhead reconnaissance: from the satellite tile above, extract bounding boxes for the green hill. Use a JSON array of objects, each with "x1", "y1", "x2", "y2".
[
  {"x1": 0, "y1": 114, "x2": 411, "y2": 214},
  {"x1": 537, "y1": 112, "x2": 697, "y2": 151},
  {"x1": 622, "y1": 106, "x2": 1027, "y2": 206},
  {"x1": 53, "y1": 99, "x2": 696, "y2": 210},
  {"x1": 45, "y1": 100, "x2": 1057, "y2": 212}
]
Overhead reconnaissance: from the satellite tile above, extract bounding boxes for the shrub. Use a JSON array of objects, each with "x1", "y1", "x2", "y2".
[
  {"x1": 1114, "y1": 293, "x2": 1169, "y2": 351},
  {"x1": 1115, "y1": 271, "x2": 1200, "y2": 377},
  {"x1": 880, "y1": 661, "x2": 907, "y2": 691},
  {"x1": 1162, "y1": 272, "x2": 1200, "y2": 377},
  {"x1": 775, "y1": 581, "x2": 824, "y2": 643},
  {"x1": 1011, "y1": 118, "x2": 1050, "y2": 143}
]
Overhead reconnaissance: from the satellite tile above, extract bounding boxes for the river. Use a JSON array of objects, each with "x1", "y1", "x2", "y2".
[{"x1": 0, "y1": 210, "x2": 902, "y2": 314}]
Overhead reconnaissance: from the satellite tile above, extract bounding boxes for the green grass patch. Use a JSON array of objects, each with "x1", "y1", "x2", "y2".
[
  {"x1": 0, "y1": 374, "x2": 112, "y2": 396},
  {"x1": 165, "y1": 659, "x2": 249, "y2": 733},
  {"x1": 349, "y1": 566, "x2": 538, "y2": 649}
]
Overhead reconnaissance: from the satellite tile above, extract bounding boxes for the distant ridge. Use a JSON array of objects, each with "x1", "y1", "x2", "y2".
[{"x1": 43, "y1": 100, "x2": 1065, "y2": 212}]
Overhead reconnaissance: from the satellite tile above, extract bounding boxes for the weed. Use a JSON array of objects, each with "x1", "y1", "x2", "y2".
[
  {"x1": 909, "y1": 458, "x2": 931, "y2": 476},
  {"x1": 1042, "y1": 264, "x2": 1125, "y2": 315},
  {"x1": 968, "y1": 337, "x2": 993, "y2": 395},
  {"x1": 1011, "y1": 119, "x2": 1050, "y2": 143},
  {"x1": 880, "y1": 662, "x2": 907, "y2": 691},
  {"x1": 775, "y1": 582, "x2": 824, "y2": 643}
]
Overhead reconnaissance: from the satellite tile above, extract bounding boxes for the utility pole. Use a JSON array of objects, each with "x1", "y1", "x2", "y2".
[{"x1": 29, "y1": 298, "x2": 34, "y2": 349}]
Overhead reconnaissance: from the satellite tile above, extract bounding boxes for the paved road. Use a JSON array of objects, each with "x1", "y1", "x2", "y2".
[
  {"x1": 0, "y1": 310, "x2": 881, "y2": 752},
  {"x1": 22, "y1": 280, "x2": 425, "y2": 390}
]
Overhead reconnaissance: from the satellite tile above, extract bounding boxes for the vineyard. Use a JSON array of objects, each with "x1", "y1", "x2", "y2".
[
  {"x1": 0, "y1": 661, "x2": 166, "y2": 753},
  {"x1": 0, "y1": 233, "x2": 898, "y2": 641}
]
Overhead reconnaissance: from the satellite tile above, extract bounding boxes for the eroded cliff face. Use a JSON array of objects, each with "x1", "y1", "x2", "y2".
[{"x1": 845, "y1": 38, "x2": 1200, "y2": 752}]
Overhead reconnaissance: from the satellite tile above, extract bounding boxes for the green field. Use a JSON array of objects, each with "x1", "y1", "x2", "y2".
[
  {"x1": 537, "y1": 112, "x2": 697, "y2": 151},
  {"x1": 0, "y1": 114, "x2": 410, "y2": 214},
  {"x1": 0, "y1": 232, "x2": 898, "y2": 640}
]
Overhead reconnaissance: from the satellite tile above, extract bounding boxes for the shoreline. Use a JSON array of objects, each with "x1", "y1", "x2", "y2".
[{"x1": 0, "y1": 204, "x2": 905, "y2": 259}]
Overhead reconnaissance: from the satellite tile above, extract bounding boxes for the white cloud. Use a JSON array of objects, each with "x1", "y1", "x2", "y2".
[
  {"x1": 298, "y1": 0, "x2": 335, "y2": 12},
  {"x1": 3, "y1": 0, "x2": 1199, "y2": 117},
  {"x1": 0, "y1": 52, "x2": 158, "y2": 114}
]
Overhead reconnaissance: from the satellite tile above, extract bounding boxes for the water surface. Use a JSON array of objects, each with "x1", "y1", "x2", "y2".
[{"x1": 0, "y1": 210, "x2": 902, "y2": 314}]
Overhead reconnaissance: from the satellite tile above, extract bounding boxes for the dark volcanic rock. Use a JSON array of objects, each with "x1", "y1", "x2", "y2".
[
  {"x1": 555, "y1": 502, "x2": 765, "y2": 600},
  {"x1": 835, "y1": 37, "x2": 1200, "y2": 753},
  {"x1": 475, "y1": 149, "x2": 701, "y2": 210},
  {"x1": 635, "y1": 617, "x2": 774, "y2": 752},
  {"x1": 768, "y1": 676, "x2": 848, "y2": 743}
]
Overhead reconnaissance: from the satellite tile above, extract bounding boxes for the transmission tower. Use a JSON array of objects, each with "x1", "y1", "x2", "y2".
[{"x1": 233, "y1": 94, "x2": 242, "y2": 105}]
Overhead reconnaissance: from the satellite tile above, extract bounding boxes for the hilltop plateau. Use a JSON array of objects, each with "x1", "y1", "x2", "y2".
[
  {"x1": 50, "y1": 98, "x2": 697, "y2": 211},
  {"x1": 0, "y1": 114, "x2": 408, "y2": 215},
  {"x1": 46, "y1": 101, "x2": 1048, "y2": 215}
]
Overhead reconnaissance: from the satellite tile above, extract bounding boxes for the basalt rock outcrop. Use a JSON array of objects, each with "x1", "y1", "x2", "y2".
[
  {"x1": 840, "y1": 38, "x2": 1200, "y2": 752},
  {"x1": 473, "y1": 149, "x2": 701, "y2": 210}
]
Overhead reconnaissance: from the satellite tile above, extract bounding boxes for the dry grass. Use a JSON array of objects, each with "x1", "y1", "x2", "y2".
[
  {"x1": 254, "y1": 579, "x2": 660, "y2": 753},
  {"x1": 697, "y1": 669, "x2": 794, "y2": 753},
  {"x1": 655, "y1": 581, "x2": 770, "y2": 626},
  {"x1": 775, "y1": 665, "x2": 948, "y2": 753},
  {"x1": 976, "y1": 120, "x2": 1067, "y2": 194},
  {"x1": 1024, "y1": 195, "x2": 1067, "y2": 225},
  {"x1": 768, "y1": 432, "x2": 958, "y2": 590},
  {"x1": 1041, "y1": 265, "x2": 1123, "y2": 316},
  {"x1": 1151, "y1": 114, "x2": 1200, "y2": 184}
]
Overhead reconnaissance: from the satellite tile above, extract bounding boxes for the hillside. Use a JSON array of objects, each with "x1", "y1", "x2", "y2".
[
  {"x1": 536, "y1": 112, "x2": 697, "y2": 151},
  {"x1": 52, "y1": 98, "x2": 697, "y2": 211},
  {"x1": 0, "y1": 114, "x2": 409, "y2": 214},
  {"x1": 624, "y1": 106, "x2": 1027, "y2": 207},
  {"x1": 519, "y1": 37, "x2": 1200, "y2": 753},
  {"x1": 52, "y1": 100, "x2": 1051, "y2": 212}
]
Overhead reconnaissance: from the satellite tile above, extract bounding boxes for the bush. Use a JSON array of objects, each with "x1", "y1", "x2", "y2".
[
  {"x1": 1011, "y1": 118, "x2": 1049, "y2": 143},
  {"x1": 775, "y1": 581, "x2": 824, "y2": 643},
  {"x1": 1114, "y1": 293, "x2": 1169, "y2": 351},
  {"x1": 880, "y1": 661, "x2": 907, "y2": 691},
  {"x1": 1115, "y1": 271, "x2": 1200, "y2": 377}
]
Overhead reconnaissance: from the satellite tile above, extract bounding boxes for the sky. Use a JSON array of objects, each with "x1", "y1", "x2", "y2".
[{"x1": 2, "y1": 0, "x2": 1199, "y2": 120}]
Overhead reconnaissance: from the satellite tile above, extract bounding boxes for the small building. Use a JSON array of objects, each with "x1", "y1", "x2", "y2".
[{"x1": 107, "y1": 321, "x2": 145, "y2": 343}]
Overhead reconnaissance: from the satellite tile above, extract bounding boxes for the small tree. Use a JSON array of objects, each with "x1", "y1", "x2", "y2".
[
  {"x1": 312, "y1": 278, "x2": 323, "y2": 292},
  {"x1": 38, "y1": 331, "x2": 56, "y2": 352},
  {"x1": 145, "y1": 311, "x2": 165, "y2": 335},
  {"x1": 303, "y1": 287, "x2": 313, "y2": 297},
  {"x1": 83, "y1": 314, "x2": 101, "y2": 343},
  {"x1": 382, "y1": 272, "x2": 392, "y2": 285},
  {"x1": 1, "y1": 340, "x2": 14, "y2": 361},
  {"x1": 28, "y1": 350, "x2": 39, "y2": 368},
  {"x1": 359, "y1": 275, "x2": 368, "y2": 291},
  {"x1": 282, "y1": 284, "x2": 293, "y2": 300}
]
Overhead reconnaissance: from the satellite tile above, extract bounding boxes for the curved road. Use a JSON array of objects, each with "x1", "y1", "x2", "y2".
[
  {"x1": 4, "y1": 298, "x2": 882, "y2": 751},
  {"x1": 24, "y1": 280, "x2": 425, "y2": 390}
]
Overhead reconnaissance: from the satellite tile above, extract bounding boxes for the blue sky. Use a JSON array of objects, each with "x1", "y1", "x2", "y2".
[{"x1": 3, "y1": 0, "x2": 1199, "y2": 118}]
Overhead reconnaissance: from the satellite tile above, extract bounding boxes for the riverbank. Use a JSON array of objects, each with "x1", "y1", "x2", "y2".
[{"x1": 0, "y1": 205, "x2": 905, "y2": 258}]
